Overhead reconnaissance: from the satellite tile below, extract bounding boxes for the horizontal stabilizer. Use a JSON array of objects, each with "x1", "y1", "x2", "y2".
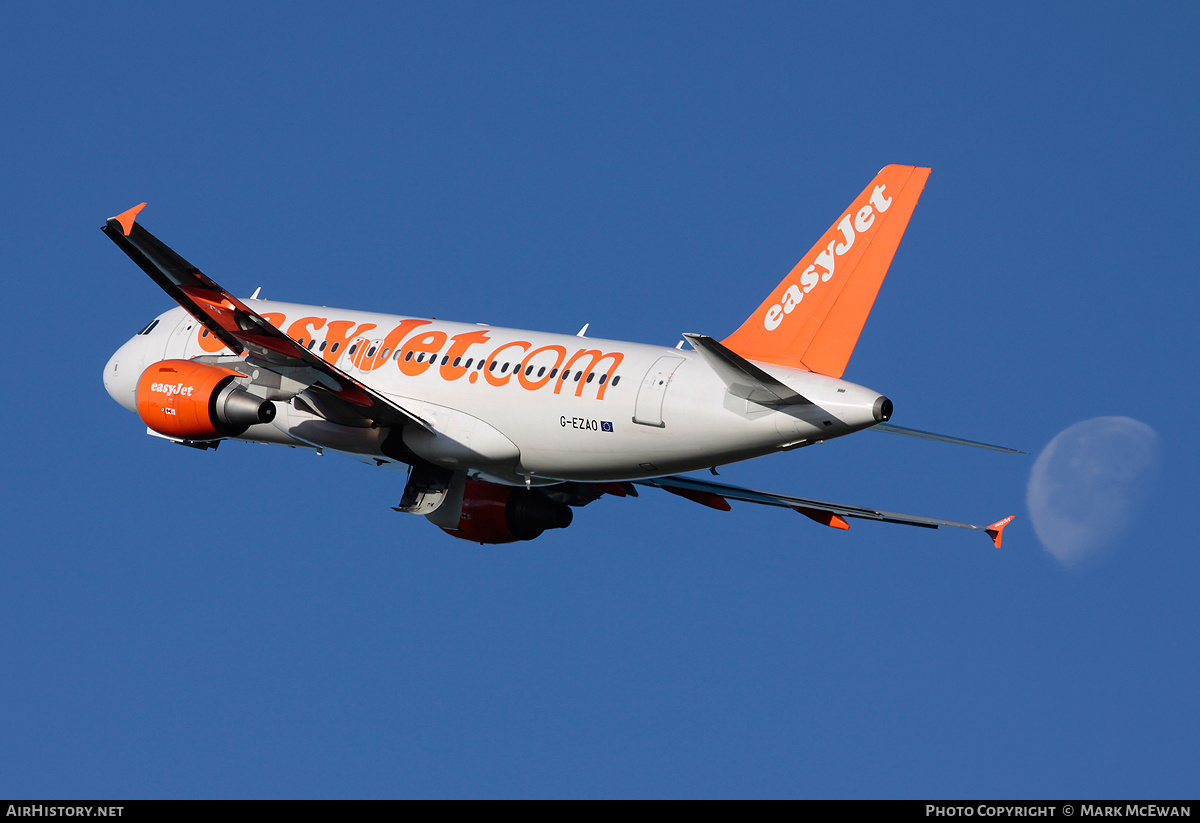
[
  {"x1": 872, "y1": 423, "x2": 1026, "y2": 454},
  {"x1": 683, "y1": 333, "x2": 814, "y2": 406}
]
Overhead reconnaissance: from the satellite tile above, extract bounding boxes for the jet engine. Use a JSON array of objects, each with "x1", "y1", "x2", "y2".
[
  {"x1": 440, "y1": 477, "x2": 573, "y2": 544},
  {"x1": 136, "y1": 359, "x2": 275, "y2": 441}
]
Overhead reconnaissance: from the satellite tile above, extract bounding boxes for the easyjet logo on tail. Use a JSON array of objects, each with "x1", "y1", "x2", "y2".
[
  {"x1": 721, "y1": 164, "x2": 929, "y2": 378},
  {"x1": 763, "y1": 183, "x2": 893, "y2": 331}
]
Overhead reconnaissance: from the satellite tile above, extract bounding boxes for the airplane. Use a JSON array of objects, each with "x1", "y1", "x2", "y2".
[{"x1": 102, "y1": 165, "x2": 1018, "y2": 546}]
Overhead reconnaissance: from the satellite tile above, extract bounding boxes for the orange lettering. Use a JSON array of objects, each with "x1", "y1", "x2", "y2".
[
  {"x1": 364, "y1": 319, "x2": 431, "y2": 372},
  {"x1": 260, "y1": 312, "x2": 286, "y2": 328},
  {"x1": 556, "y1": 349, "x2": 624, "y2": 399},
  {"x1": 484, "y1": 340, "x2": 532, "y2": 387},
  {"x1": 398, "y1": 330, "x2": 449, "y2": 376},
  {"x1": 518, "y1": 345, "x2": 567, "y2": 391},
  {"x1": 322, "y1": 320, "x2": 377, "y2": 365},
  {"x1": 197, "y1": 326, "x2": 228, "y2": 353},
  {"x1": 349, "y1": 336, "x2": 376, "y2": 369},
  {"x1": 440, "y1": 330, "x2": 493, "y2": 381},
  {"x1": 285, "y1": 316, "x2": 327, "y2": 348}
]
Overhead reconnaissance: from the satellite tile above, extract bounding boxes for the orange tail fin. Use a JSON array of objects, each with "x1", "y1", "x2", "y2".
[{"x1": 722, "y1": 165, "x2": 931, "y2": 378}]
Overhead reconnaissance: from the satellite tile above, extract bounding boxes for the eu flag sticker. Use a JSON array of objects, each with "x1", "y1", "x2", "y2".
[{"x1": 601, "y1": 421, "x2": 613, "y2": 433}]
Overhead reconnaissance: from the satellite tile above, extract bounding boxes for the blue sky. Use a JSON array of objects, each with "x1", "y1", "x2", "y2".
[{"x1": 2, "y1": 2, "x2": 1197, "y2": 798}]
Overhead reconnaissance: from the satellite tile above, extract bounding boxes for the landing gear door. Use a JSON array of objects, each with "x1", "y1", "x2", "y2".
[{"x1": 633, "y1": 356, "x2": 685, "y2": 427}]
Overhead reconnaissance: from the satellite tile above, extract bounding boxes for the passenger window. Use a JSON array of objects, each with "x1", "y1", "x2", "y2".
[
  {"x1": 574, "y1": 372, "x2": 582, "y2": 382},
  {"x1": 331, "y1": 342, "x2": 341, "y2": 353},
  {"x1": 441, "y1": 356, "x2": 449, "y2": 366},
  {"x1": 501, "y1": 363, "x2": 510, "y2": 374},
  {"x1": 297, "y1": 337, "x2": 306, "y2": 346},
  {"x1": 348, "y1": 343, "x2": 358, "y2": 356},
  {"x1": 489, "y1": 361, "x2": 497, "y2": 372},
  {"x1": 464, "y1": 358, "x2": 472, "y2": 368},
  {"x1": 199, "y1": 327, "x2": 209, "y2": 339},
  {"x1": 367, "y1": 346, "x2": 377, "y2": 357},
  {"x1": 561, "y1": 371, "x2": 569, "y2": 380},
  {"x1": 380, "y1": 348, "x2": 391, "y2": 360},
  {"x1": 307, "y1": 340, "x2": 315, "y2": 350},
  {"x1": 320, "y1": 341, "x2": 328, "y2": 351},
  {"x1": 549, "y1": 369, "x2": 558, "y2": 379},
  {"x1": 405, "y1": 351, "x2": 414, "y2": 362},
  {"x1": 453, "y1": 357, "x2": 461, "y2": 367},
  {"x1": 599, "y1": 374, "x2": 607, "y2": 384},
  {"x1": 525, "y1": 365, "x2": 534, "y2": 376},
  {"x1": 537, "y1": 366, "x2": 546, "y2": 377},
  {"x1": 586, "y1": 373, "x2": 595, "y2": 383}
]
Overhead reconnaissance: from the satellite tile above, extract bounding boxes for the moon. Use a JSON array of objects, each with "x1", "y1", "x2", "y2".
[{"x1": 1026, "y1": 416, "x2": 1160, "y2": 567}]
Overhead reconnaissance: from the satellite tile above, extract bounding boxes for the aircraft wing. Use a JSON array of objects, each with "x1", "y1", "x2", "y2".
[
  {"x1": 103, "y1": 203, "x2": 429, "y2": 431},
  {"x1": 635, "y1": 474, "x2": 1015, "y2": 547}
]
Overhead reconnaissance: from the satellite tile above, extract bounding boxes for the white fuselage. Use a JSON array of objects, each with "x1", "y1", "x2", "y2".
[{"x1": 105, "y1": 300, "x2": 887, "y2": 485}]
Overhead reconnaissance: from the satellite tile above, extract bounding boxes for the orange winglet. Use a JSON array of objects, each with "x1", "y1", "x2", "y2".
[
  {"x1": 663, "y1": 487, "x2": 732, "y2": 511},
  {"x1": 792, "y1": 506, "x2": 850, "y2": 530},
  {"x1": 112, "y1": 203, "x2": 147, "y2": 236},
  {"x1": 985, "y1": 515, "x2": 1016, "y2": 548}
]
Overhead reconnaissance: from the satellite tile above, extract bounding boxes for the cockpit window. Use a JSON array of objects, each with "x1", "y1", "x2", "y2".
[{"x1": 139, "y1": 319, "x2": 160, "y2": 335}]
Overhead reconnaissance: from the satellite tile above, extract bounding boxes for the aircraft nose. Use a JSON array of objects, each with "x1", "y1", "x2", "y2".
[{"x1": 103, "y1": 339, "x2": 142, "y2": 414}]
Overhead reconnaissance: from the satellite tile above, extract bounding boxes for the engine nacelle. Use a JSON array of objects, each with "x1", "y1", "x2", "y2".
[
  {"x1": 136, "y1": 359, "x2": 275, "y2": 441},
  {"x1": 440, "y1": 478, "x2": 573, "y2": 544}
]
